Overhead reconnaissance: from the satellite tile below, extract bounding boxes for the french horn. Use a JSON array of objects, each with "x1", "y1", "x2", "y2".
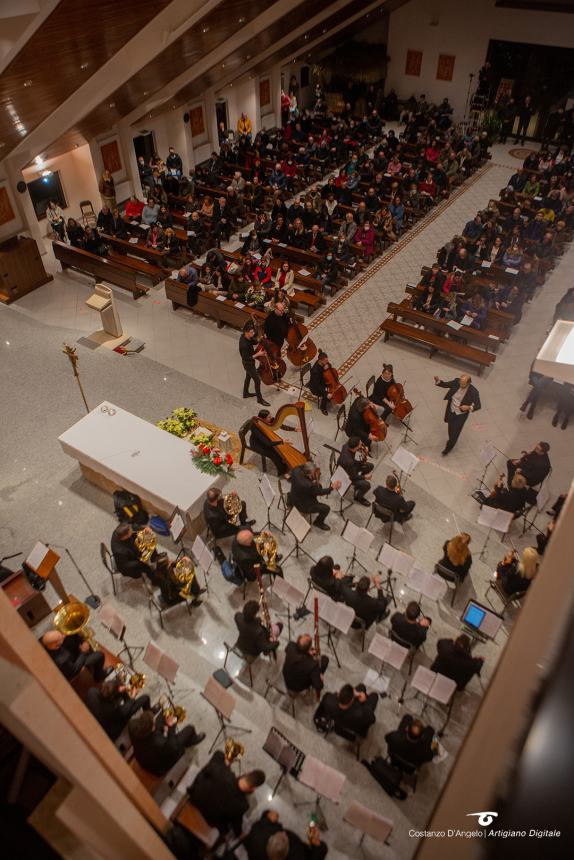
[
  {"x1": 224, "y1": 737, "x2": 245, "y2": 765},
  {"x1": 223, "y1": 492, "x2": 243, "y2": 526},
  {"x1": 174, "y1": 556, "x2": 196, "y2": 599},
  {"x1": 135, "y1": 528, "x2": 157, "y2": 563},
  {"x1": 254, "y1": 530, "x2": 279, "y2": 571}
]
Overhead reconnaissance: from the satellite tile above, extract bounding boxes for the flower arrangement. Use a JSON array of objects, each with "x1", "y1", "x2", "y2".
[
  {"x1": 191, "y1": 429, "x2": 213, "y2": 447},
  {"x1": 192, "y1": 444, "x2": 234, "y2": 476},
  {"x1": 157, "y1": 407, "x2": 197, "y2": 437}
]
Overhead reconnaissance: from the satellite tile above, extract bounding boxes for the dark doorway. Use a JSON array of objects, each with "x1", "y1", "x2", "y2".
[
  {"x1": 215, "y1": 100, "x2": 228, "y2": 132},
  {"x1": 132, "y1": 132, "x2": 155, "y2": 164}
]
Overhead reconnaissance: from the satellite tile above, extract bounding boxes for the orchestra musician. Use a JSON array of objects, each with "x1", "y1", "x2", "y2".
[
  {"x1": 203, "y1": 487, "x2": 255, "y2": 538},
  {"x1": 317, "y1": 683, "x2": 379, "y2": 737},
  {"x1": 494, "y1": 546, "x2": 539, "y2": 595},
  {"x1": 128, "y1": 709, "x2": 205, "y2": 777},
  {"x1": 308, "y1": 351, "x2": 331, "y2": 415},
  {"x1": 370, "y1": 363, "x2": 398, "y2": 420},
  {"x1": 42, "y1": 629, "x2": 111, "y2": 682},
  {"x1": 472, "y1": 472, "x2": 529, "y2": 513},
  {"x1": 245, "y1": 810, "x2": 328, "y2": 860},
  {"x1": 248, "y1": 409, "x2": 290, "y2": 476},
  {"x1": 231, "y1": 529, "x2": 284, "y2": 581},
  {"x1": 234, "y1": 599, "x2": 282, "y2": 658},
  {"x1": 239, "y1": 322, "x2": 270, "y2": 407},
  {"x1": 390, "y1": 601, "x2": 431, "y2": 647},
  {"x1": 340, "y1": 574, "x2": 390, "y2": 629},
  {"x1": 344, "y1": 394, "x2": 384, "y2": 450},
  {"x1": 263, "y1": 301, "x2": 290, "y2": 349},
  {"x1": 111, "y1": 523, "x2": 158, "y2": 579},
  {"x1": 187, "y1": 753, "x2": 265, "y2": 839},
  {"x1": 282, "y1": 633, "x2": 329, "y2": 696},
  {"x1": 506, "y1": 441, "x2": 551, "y2": 488},
  {"x1": 434, "y1": 374, "x2": 481, "y2": 455},
  {"x1": 336, "y1": 437, "x2": 373, "y2": 506},
  {"x1": 288, "y1": 462, "x2": 341, "y2": 531},
  {"x1": 86, "y1": 678, "x2": 151, "y2": 741},
  {"x1": 374, "y1": 474, "x2": 416, "y2": 523},
  {"x1": 309, "y1": 555, "x2": 353, "y2": 600},
  {"x1": 154, "y1": 555, "x2": 205, "y2": 607},
  {"x1": 385, "y1": 715, "x2": 438, "y2": 769}
]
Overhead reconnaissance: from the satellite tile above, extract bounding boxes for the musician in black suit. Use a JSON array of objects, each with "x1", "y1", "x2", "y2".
[
  {"x1": 434, "y1": 374, "x2": 481, "y2": 455},
  {"x1": 390, "y1": 602, "x2": 431, "y2": 647},
  {"x1": 111, "y1": 523, "x2": 155, "y2": 579},
  {"x1": 344, "y1": 395, "x2": 377, "y2": 449},
  {"x1": 240, "y1": 322, "x2": 269, "y2": 407},
  {"x1": 289, "y1": 463, "x2": 341, "y2": 531},
  {"x1": 282, "y1": 634, "x2": 329, "y2": 694},
  {"x1": 42, "y1": 630, "x2": 110, "y2": 682},
  {"x1": 203, "y1": 487, "x2": 254, "y2": 539},
  {"x1": 430, "y1": 634, "x2": 484, "y2": 691},
  {"x1": 231, "y1": 529, "x2": 283, "y2": 581},
  {"x1": 187, "y1": 751, "x2": 265, "y2": 837},
  {"x1": 263, "y1": 302, "x2": 290, "y2": 349},
  {"x1": 506, "y1": 441, "x2": 551, "y2": 488},
  {"x1": 340, "y1": 575, "x2": 389, "y2": 629},
  {"x1": 248, "y1": 409, "x2": 289, "y2": 476},
  {"x1": 245, "y1": 810, "x2": 328, "y2": 860},
  {"x1": 86, "y1": 678, "x2": 151, "y2": 741},
  {"x1": 308, "y1": 351, "x2": 330, "y2": 415},
  {"x1": 319, "y1": 683, "x2": 379, "y2": 737},
  {"x1": 385, "y1": 715, "x2": 437, "y2": 768},
  {"x1": 374, "y1": 474, "x2": 415, "y2": 523},
  {"x1": 128, "y1": 709, "x2": 204, "y2": 776},
  {"x1": 309, "y1": 556, "x2": 352, "y2": 600},
  {"x1": 337, "y1": 437, "x2": 373, "y2": 506},
  {"x1": 234, "y1": 599, "x2": 281, "y2": 657}
]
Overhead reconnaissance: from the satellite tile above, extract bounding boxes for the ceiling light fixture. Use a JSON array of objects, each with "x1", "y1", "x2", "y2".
[
  {"x1": 109, "y1": 101, "x2": 115, "y2": 108},
  {"x1": 80, "y1": 62, "x2": 89, "y2": 70},
  {"x1": 202, "y1": 26, "x2": 209, "y2": 33},
  {"x1": 23, "y1": 80, "x2": 32, "y2": 87},
  {"x1": 238, "y1": 17, "x2": 245, "y2": 23}
]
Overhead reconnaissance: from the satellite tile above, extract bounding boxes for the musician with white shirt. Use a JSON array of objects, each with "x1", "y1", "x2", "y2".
[{"x1": 434, "y1": 374, "x2": 481, "y2": 455}]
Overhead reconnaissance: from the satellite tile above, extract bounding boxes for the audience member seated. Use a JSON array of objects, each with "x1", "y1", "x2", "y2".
[
  {"x1": 203, "y1": 488, "x2": 254, "y2": 539},
  {"x1": 318, "y1": 682, "x2": 379, "y2": 737},
  {"x1": 437, "y1": 532, "x2": 472, "y2": 581},
  {"x1": 385, "y1": 715, "x2": 437, "y2": 769},
  {"x1": 97, "y1": 205, "x2": 114, "y2": 234},
  {"x1": 187, "y1": 751, "x2": 265, "y2": 837},
  {"x1": 66, "y1": 217, "x2": 85, "y2": 247},
  {"x1": 494, "y1": 546, "x2": 539, "y2": 595},
  {"x1": 430, "y1": 634, "x2": 483, "y2": 690},
  {"x1": 282, "y1": 634, "x2": 329, "y2": 696},
  {"x1": 86, "y1": 678, "x2": 151, "y2": 741},
  {"x1": 141, "y1": 197, "x2": 160, "y2": 226},
  {"x1": 128, "y1": 709, "x2": 204, "y2": 777},
  {"x1": 390, "y1": 601, "x2": 431, "y2": 647},
  {"x1": 125, "y1": 195, "x2": 145, "y2": 220},
  {"x1": 234, "y1": 599, "x2": 282, "y2": 658},
  {"x1": 46, "y1": 200, "x2": 66, "y2": 240},
  {"x1": 374, "y1": 474, "x2": 415, "y2": 523},
  {"x1": 42, "y1": 629, "x2": 110, "y2": 682},
  {"x1": 245, "y1": 810, "x2": 328, "y2": 860},
  {"x1": 340, "y1": 574, "x2": 389, "y2": 629}
]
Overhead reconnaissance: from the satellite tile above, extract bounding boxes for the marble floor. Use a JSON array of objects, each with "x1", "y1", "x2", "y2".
[{"x1": 1, "y1": 139, "x2": 573, "y2": 859}]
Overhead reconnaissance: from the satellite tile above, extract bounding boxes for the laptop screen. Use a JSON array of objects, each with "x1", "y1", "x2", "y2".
[{"x1": 463, "y1": 603, "x2": 486, "y2": 630}]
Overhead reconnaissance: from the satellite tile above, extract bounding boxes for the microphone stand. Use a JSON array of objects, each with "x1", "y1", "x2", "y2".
[{"x1": 43, "y1": 542, "x2": 101, "y2": 609}]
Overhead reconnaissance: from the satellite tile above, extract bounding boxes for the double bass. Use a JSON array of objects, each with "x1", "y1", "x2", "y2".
[
  {"x1": 252, "y1": 317, "x2": 287, "y2": 385},
  {"x1": 286, "y1": 318, "x2": 318, "y2": 367},
  {"x1": 322, "y1": 360, "x2": 347, "y2": 405},
  {"x1": 386, "y1": 382, "x2": 413, "y2": 421}
]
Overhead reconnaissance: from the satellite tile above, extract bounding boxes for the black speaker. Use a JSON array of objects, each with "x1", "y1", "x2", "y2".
[
  {"x1": 183, "y1": 112, "x2": 190, "y2": 123},
  {"x1": 16, "y1": 180, "x2": 27, "y2": 194}
]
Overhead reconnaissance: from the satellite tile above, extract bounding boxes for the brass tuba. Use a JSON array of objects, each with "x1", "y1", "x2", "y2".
[
  {"x1": 223, "y1": 492, "x2": 243, "y2": 526},
  {"x1": 115, "y1": 663, "x2": 146, "y2": 691},
  {"x1": 158, "y1": 693, "x2": 186, "y2": 724},
  {"x1": 53, "y1": 601, "x2": 98, "y2": 650},
  {"x1": 224, "y1": 737, "x2": 245, "y2": 765},
  {"x1": 254, "y1": 530, "x2": 279, "y2": 572},
  {"x1": 135, "y1": 528, "x2": 157, "y2": 563},
  {"x1": 174, "y1": 556, "x2": 196, "y2": 599}
]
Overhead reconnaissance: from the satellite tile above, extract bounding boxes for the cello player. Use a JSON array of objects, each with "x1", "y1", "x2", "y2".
[
  {"x1": 309, "y1": 350, "x2": 331, "y2": 415},
  {"x1": 370, "y1": 363, "x2": 397, "y2": 421}
]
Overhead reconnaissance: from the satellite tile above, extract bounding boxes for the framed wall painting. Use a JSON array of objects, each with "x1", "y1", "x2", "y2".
[
  {"x1": 0, "y1": 186, "x2": 15, "y2": 226},
  {"x1": 260, "y1": 78, "x2": 271, "y2": 107},
  {"x1": 189, "y1": 105, "x2": 205, "y2": 137},
  {"x1": 437, "y1": 54, "x2": 456, "y2": 82},
  {"x1": 100, "y1": 139, "x2": 122, "y2": 174},
  {"x1": 405, "y1": 50, "x2": 423, "y2": 77}
]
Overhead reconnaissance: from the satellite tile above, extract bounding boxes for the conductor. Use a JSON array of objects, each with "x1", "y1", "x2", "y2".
[{"x1": 434, "y1": 374, "x2": 481, "y2": 455}]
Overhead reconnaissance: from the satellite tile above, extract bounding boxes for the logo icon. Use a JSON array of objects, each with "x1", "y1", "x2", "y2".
[{"x1": 467, "y1": 812, "x2": 498, "y2": 827}]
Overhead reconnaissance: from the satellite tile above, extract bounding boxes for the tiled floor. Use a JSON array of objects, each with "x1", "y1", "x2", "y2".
[{"x1": 1, "y1": 139, "x2": 573, "y2": 859}]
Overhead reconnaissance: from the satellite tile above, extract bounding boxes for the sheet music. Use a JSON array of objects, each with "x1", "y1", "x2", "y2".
[
  {"x1": 447, "y1": 320, "x2": 462, "y2": 330},
  {"x1": 368, "y1": 633, "x2": 409, "y2": 670},
  {"x1": 143, "y1": 641, "x2": 162, "y2": 673},
  {"x1": 481, "y1": 261, "x2": 491, "y2": 268},
  {"x1": 286, "y1": 507, "x2": 311, "y2": 543},
  {"x1": 331, "y1": 466, "x2": 351, "y2": 497},
  {"x1": 392, "y1": 445, "x2": 419, "y2": 475},
  {"x1": 202, "y1": 676, "x2": 235, "y2": 720},
  {"x1": 100, "y1": 603, "x2": 126, "y2": 640},
  {"x1": 460, "y1": 314, "x2": 473, "y2": 326},
  {"x1": 430, "y1": 673, "x2": 457, "y2": 704},
  {"x1": 26, "y1": 541, "x2": 49, "y2": 572},
  {"x1": 410, "y1": 665, "x2": 435, "y2": 696},
  {"x1": 344, "y1": 801, "x2": 393, "y2": 843},
  {"x1": 480, "y1": 442, "x2": 496, "y2": 466},
  {"x1": 363, "y1": 667, "x2": 390, "y2": 695},
  {"x1": 170, "y1": 512, "x2": 185, "y2": 542},
  {"x1": 342, "y1": 520, "x2": 374, "y2": 553},
  {"x1": 216, "y1": 295, "x2": 227, "y2": 301},
  {"x1": 272, "y1": 577, "x2": 304, "y2": 609},
  {"x1": 505, "y1": 267, "x2": 519, "y2": 275},
  {"x1": 128, "y1": 237, "x2": 139, "y2": 244},
  {"x1": 478, "y1": 506, "x2": 513, "y2": 533},
  {"x1": 259, "y1": 474, "x2": 276, "y2": 508},
  {"x1": 159, "y1": 653, "x2": 179, "y2": 683},
  {"x1": 298, "y1": 268, "x2": 311, "y2": 276},
  {"x1": 377, "y1": 542, "x2": 415, "y2": 576},
  {"x1": 299, "y1": 756, "x2": 345, "y2": 803},
  {"x1": 406, "y1": 568, "x2": 447, "y2": 601}
]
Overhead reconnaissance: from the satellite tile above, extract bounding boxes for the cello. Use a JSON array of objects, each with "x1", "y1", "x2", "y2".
[
  {"x1": 351, "y1": 387, "x2": 387, "y2": 441},
  {"x1": 286, "y1": 318, "x2": 318, "y2": 367},
  {"x1": 323, "y1": 361, "x2": 347, "y2": 405},
  {"x1": 252, "y1": 317, "x2": 287, "y2": 385},
  {"x1": 386, "y1": 381, "x2": 413, "y2": 421}
]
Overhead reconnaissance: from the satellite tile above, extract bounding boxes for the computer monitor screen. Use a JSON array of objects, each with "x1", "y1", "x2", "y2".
[{"x1": 461, "y1": 600, "x2": 503, "y2": 639}]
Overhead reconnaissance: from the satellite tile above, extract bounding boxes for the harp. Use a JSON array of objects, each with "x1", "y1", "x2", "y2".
[{"x1": 251, "y1": 401, "x2": 311, "y2": 472}]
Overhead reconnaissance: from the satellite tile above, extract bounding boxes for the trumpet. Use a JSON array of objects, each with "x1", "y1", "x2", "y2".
[
  {"x1": 224, "y1": 737, "x2": 244, "y2": 765},
  {"x1": 115, "y1": 663, "x2": 146, "y2": 692},
  {"x1": 223, "y1": 491, "x2": 243, "y2": 526},
  {"x1": 254, "y1": 530, "x2": 279, "y2": 572},
  {"x1": 174, "y1": 555, "x2": 196, "y2": 599},
  {"x1": 157, "y1": 693, "x2": 186, "y2": 724},
  {"x1": 135, "y1": 528, "x2": 157, "y2": 563}
]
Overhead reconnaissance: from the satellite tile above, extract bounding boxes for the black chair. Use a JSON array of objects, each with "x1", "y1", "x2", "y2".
[
  {"x1": 485, "y1": 579, "x2": 529, "y2": 618},
  {"x1": 331, "y1": 723, "x2": 362, "y2": 761},
  {"x1": 298, "y1": 362, "x2": 312, "y2": 398},
  {"x1": 366, "y1": 501, "x2": 395, "y2": 545},
  {"x1": 434, "y1": 562, "x2": 462, "y2": 607},
  {"x1": 386, "y1": 752, "x2": 419, "y2": 793},
  {"x1": 351, "y1": 616, "x2": 368, "y2": 652},
  {"x1": 238, "y1": 419, "x2": 267, "y2": 472},
  {"x1": 140, "y1": 573, "x2": 191, "y2": 630},
  {"x1": 100, "y1": 542, "x2": 121, "y2": 597},
  {"x1": 389, "y1": 628, "x2": 421, "y2": 675},
  {"x1": 223, "y1": 639, "x2": 256, "y2": 687},
  {"x1": 365, "y1": 375, "x2": 376, "y2": 398},
  {"x1": 334, "y1": 403, "x2": 347, "y2": 441}
]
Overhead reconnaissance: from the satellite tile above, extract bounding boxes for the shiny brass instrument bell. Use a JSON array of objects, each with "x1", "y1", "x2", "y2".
[
  {"x1": 115, "y1": 663, "x2": 146, "y2": 690},
  {"x1": 174, "y1": 556, "x2": 196, "y2": 599},
  {"x1": 224, "y1": 737, "x2": 245, "y2": 765},
  {"x1": 158, "y1": 693, "x2": 186, "y2": 724},
  {"x1": 254, "y1": 531, "x2": 279, "y2": 572},
  {"x1": 135, "y1": 528, "x2": 157, "y2": 563},
  {"x1": 223, "y1": 492, "x2": 243, "y2": 526},
  {"x1": 53, "y1": 601, "x2": 97, "y2": 650}
]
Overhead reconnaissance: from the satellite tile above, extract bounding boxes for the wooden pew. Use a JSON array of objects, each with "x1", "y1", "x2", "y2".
[
  {"x1": 165, "y1": 278, "x2": 266, "y2": 329},
  {"x1": 225, "y1": 248, "x2": 326, "y2": 311},
  {"x1": 52, "y1": 241, "x2": 150, "y2": 299},
  {"x1": 100, "y1": 233, "x2": 169, "y2": 267},
  {"x1": 175, "y1": 799, "x2": 219, "y2": 849},
  {"x1": 380, "y1": 317, "x2": 495, "y2": 375},
  {"x1": 407, "y1": 283, "x2": 514, "y2": 341},
  {"x1": 386, "y1": 301, "x2": 501, "y2": 354}
]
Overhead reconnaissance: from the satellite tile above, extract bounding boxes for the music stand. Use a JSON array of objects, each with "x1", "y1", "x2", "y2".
[
  {"x1": 477, "y1": 507, "x2": 513, "y2": 561},
  {"x1": 476, "y1": 442, "x2": 497, "y2": 493},
  {"x1": 330, "y1": 465, "x2": 354, "y2": 519},
  {"x1": 398, "y1": 406, "x2": 416, "y2": 445},
  {"x1": 344, "y1": 801, "x2": 393, "y2": 849},
  {"x1": 296, "y1": 755, "x2": 346, "y2": 831},
  {"x1": 403, "y1": 665, "x2": 457, "y2": 736},
  {"x1": 405, "y1": 567, "x2": 447, "y2": 612},
  {"x1": 305, "y1": 589, "x2": 354, "y2": 668},
  {"x1": 342, "y1": 519, "x2": 374, "y2": 574},
  {"x1": 367, "y1": 633, "x2": 409, "y2": 699},
  {"x1": 282, "y1": 508, "x2": 315, "y2": 565},
  {"x1": 377, "y1": 543, "x2": 415, "y2": 607},
  {"x1": 169, "y1": 507, "x2": 187, "y2": 556},
  {"x1": 521, "y1": 481, "x2": 549, "y2": 536},
  {"x1": 99, "y1": 602, "x2": 143, "y2": 668},
  {"x1": 263, "y1": 726, "x2": 306, "y2": 797},
  {"x1": 191, "y1": 534, "x2": 214, "y2": 592},
  {"x1": 391, "y1": 445, "x2": 419, "y2": 493},
  {"x1": 259, "y1": 475, "x2": 279, "y2": 531},
  {"x1": 143, "y1": 640, "x2": 180, "y2": 700},
  {"x1": 201, "y1": 675, "x2": 252, "y2": 754},
  {"x1": 272, "y1": 578, "x2": 305, "y2": 640}
]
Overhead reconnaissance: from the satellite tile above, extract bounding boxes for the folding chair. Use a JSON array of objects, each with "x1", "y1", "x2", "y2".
[
  {"x1": 386, "y1": 752, "x2": 419, "y2": 793},
  {"x1": 365, "y1": 375, "x2": 376, "y2": 399},
  {"x1": 79, "y1": 200, "x2": 97, "y2": 228},
  {"x1": 485, "y1": 579, "x2": 528, "y2": 618},
  {"x1": 298, "y1": 362, "x2": 312, "y2": 398},
  {"x1": 434, "y1": 562, "x2": 463, "y2": 607},
  {"x1": 334, "y1": 403, "x2": 347, "y2": 441},
  {"x1": 366, "y1": 501, "x2": 395, "y2": 545},
  {"x1": 100, "y1": 542, "x2": 122, "y2": 597}
]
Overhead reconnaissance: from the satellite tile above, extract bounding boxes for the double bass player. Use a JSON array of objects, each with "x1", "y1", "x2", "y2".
[{"x1": 239, "y1": 321, "x2": 270, "y2": 406}]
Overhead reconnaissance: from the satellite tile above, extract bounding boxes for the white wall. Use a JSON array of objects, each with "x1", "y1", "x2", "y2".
[
  {"x1": 386, "y1": 0, "x2": 574, "y2": 119},
  {"x1": 21, "y1": 144, "x2": 99, "y2": 231},
  {"x1": 218, "y1": 78, "x2": 258, "y2": 137}
]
